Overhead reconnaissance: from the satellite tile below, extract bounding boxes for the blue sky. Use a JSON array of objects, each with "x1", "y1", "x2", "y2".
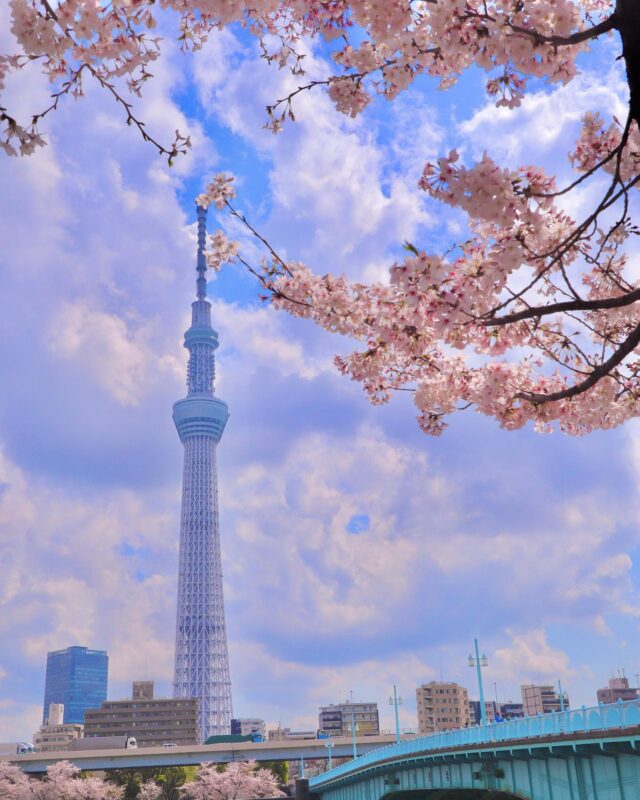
[{"x1": 1, "y1": 13, "x2": 640, "y2": 740}]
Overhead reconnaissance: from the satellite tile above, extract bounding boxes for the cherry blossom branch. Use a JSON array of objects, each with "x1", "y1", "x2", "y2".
[
  {"x1": 483, "y1": 287, "x2": 640, "y2": 326},
  {"x1": 85, "y1": 65, "x2": 190, "y2": 164},
  {"x1": 506, "y1": 14, "x2": 617, "y2": 47},
  {"x1": 516, "y1": 320, "x2": 640, "y2": 404}
]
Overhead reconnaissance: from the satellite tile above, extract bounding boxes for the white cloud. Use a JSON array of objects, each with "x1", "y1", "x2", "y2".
[
  {"x1": 49, "y1": 302, "x2": 182, "y2": 406},
  {"x1": 192, "y1": 32, "x2": 435, "y2": 283},
  {"x1": 460, "y1": 62, "x2": 628, "y2": 169},
  {"x1": 493, "y1": 629, "x2": 574, "y2": 683},
  {"x1": 0, "y1": 702, "x2": 42, "y2": 743},
  {"x1": 213, "y1": 301, "x2": 332, "y2": 381}
]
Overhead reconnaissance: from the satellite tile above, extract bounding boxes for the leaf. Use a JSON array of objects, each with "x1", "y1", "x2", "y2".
[{"x1": 403, "y1": 240, "x2": 419, "y2": 255}]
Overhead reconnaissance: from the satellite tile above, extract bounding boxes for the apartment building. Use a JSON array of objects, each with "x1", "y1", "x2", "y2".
[{"x1": 416, "y1": 682, "x2": 470, "y2": 734}]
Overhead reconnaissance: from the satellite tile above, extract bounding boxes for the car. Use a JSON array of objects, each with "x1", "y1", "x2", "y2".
[{"x1": 163, "y1": 742, "x2": 178, "y2": 748}]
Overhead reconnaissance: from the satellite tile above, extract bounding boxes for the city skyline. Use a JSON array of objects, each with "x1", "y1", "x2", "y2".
[
  {"x1": 2, "y1": 14, "x2": 640, "y2": 743},
  {"x1": 19, "y1": 636, "x2": 640, "y2": 742}
]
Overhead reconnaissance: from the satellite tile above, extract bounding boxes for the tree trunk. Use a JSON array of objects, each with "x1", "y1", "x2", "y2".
[{"x1": 616, "y1": 0, "x2": 640, "y2": 126}]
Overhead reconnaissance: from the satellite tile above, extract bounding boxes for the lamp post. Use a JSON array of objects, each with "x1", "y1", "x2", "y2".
[
  {"x1": 558, "y1": 679, "x2": 565, "y2": 713},
  {"x1": 350, "y1": 711, "x2": 358, "y2": 759},
  {"x1": 325, "y1": 738, "x2": 334, "y2": 770},
  {"x1": 468, "y1": 638, "x2": 489, "y2": 725},
  {"x1": 389, "y1": 685, "x2": 403, "y2": 744}
]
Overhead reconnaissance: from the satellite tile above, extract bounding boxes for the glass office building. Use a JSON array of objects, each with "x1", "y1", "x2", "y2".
[{"x1": 43, "y1": 646, "x2": 108, "y2": 724}]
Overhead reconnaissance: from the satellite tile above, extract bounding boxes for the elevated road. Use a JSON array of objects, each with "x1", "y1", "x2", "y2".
[{"x1": 3, "y1": 734, "x2": 404, "y2": 773}]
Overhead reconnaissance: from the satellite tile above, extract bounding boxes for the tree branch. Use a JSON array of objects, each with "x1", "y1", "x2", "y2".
[
  {"x1": 516, "y1": 319, "x2": 640, "y2": 404},
  {"x1": 507, "y1": 14, "x2": 617, "y2": 46},
  {"x1": 483, "y1": 286, "x2": 640, "y2": 326}
]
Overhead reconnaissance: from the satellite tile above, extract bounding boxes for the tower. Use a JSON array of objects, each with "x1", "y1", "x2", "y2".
[{"x1": 172, "y1": 205, "x2": 232, "y2": 740}]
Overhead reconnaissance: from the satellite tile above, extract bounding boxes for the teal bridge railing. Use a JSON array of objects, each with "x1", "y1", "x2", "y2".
[{"x1": 310, "y1": 698, "x2": 640, "y2": 789}]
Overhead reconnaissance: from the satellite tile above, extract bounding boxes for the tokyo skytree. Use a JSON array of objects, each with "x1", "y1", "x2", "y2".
[{"x1": 172, "y1": 204, "x2": 232, "y2": 740}]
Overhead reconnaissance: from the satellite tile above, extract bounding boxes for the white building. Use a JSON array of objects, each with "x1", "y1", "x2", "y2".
[
  {"x1": 34, "y1": 704, "x2": 84, "y2": 752},
  {"x1": 318, "y1": 702, "x2": 380, "y2": 737},
  {"x1": 46, "y1": 703, "x2": 64, "y2": 725},
  {"x1": 267, "y1": 727, "x2": 317, "y2": 741}
]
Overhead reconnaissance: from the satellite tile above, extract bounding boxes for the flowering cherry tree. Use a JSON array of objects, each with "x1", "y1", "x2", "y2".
[
  {"x1": 180, "y1": 760, "x2": 284, "y2": 800},
  {"x1": 0, "y1": 760, "x2": 124, "y2": 799},
  {"x1": 6, "y1": 0, "x2": 640, "y2": 433}
]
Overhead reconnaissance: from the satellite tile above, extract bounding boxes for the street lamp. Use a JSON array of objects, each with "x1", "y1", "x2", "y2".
[
  {"x1": 325, "y1": 738, "x2": 334, "y2": 770},
  {"x1": 558, "y1": 679, "x2": 566, "y2": 713},
  {"x1": 388, "y1": 685, "x2": 403, "y2": 744},
  {"x1": 468, "y1": 638, "x2": 489, "y2": 725},
  {"x1": 349, "y1": 711, "x2": 358, "y2": 759}
]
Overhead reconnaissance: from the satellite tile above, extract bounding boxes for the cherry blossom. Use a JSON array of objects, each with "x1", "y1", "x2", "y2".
[
  {"x1": 1, "y1": 1, "x2": 622, "y2": 157},
  {"x1": 0, "y1": 760, "x2": 124, "y2": 799},
  {"x1": 181, "y1": 760, "x2": 285, "y2": 800},
  {"x1": 207, "y1": 229, "x2": 239, "y2": 272},
  {"x1": 7, "y1": 0, "x2": 640, "y2": 434}
]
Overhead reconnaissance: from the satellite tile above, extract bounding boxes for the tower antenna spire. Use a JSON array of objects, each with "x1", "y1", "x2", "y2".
[
  {"x1": 196, "y1": 203, "x2": 208, "y2": 300},
  {"x1": 172, "y1": 205, "x2": 232, "y2": 740}
]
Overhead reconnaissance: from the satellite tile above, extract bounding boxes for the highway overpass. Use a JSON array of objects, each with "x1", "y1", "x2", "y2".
[{"x1": 3, "y1": 733, "x2": 404, "y2": 773}]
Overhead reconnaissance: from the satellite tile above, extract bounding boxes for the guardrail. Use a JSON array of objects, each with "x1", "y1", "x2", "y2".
[{"x1": 310, "y1": 698, "x2": 640, "y2": 788}]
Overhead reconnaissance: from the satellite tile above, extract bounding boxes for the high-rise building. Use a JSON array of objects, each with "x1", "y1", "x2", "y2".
[
  {"x1": 416, "y1": 682, "x2": 470, "y2": 734},
  {"x1": 84, "y1": 681, "x2": 198, "y2": 747},
  {"x1": 33, "y1": 704, "x2": 84, "y2": 752},
  {"x1": 172, "y1": 205, "x2": 233, "y2": 741},
  {"x1": 318, "y1": 702, "x2": 380, "y2": 737},
  {"x1": 43, "y1": 646, "x2": 108, "y2": 724},
  {"x1": 231, "y1": 718, "x2": 266, "y2": 739},
  {"x1": 597, "y1": 676, "x2": 639, "y2": 705},
  {"x1": 521, "y1": 684, "x2": 569, "y2": 715}
]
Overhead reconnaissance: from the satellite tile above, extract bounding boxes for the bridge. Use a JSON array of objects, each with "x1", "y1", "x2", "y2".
[
  {"x1": 4, "y1": 734, "x2": 400, "y2": 774},
  {"x1": 308, "y1": 700, "x2": 640, "y2": 800}
]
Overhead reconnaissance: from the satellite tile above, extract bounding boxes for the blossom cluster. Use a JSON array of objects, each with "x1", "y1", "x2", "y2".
[
  {"x1": 207, "y1": 229, "x2": 239, "y2": 271},
  {"x1": 196, "y1": 173, "x2": 236, "y2": 210},
  {"x1": 2, "y1": 0, "x2": 615, "y2": 154},
  {"x1": 571, "y1": 112, "x2": 640, "y2": 184},
  {"x1": 213, "y1": 96, "x2": 640, "y2": 435},
  {"x1": 0, "y1": 759, "x2": 284, "y2": 800}
]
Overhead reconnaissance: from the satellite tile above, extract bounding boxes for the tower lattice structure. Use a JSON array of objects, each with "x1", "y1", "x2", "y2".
[{"x1": 172, "y1": 204, "x2": 232, "y2": 741}]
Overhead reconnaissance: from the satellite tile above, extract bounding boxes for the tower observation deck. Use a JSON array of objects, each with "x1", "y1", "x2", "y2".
[{"x1": 172, "y1": 205, "x2": 232, "y2": 740}]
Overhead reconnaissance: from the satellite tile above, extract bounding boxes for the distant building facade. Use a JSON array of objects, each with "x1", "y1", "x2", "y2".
[
  {"x1": 469, "y1": 700, "x2": 525, "y2": 725},
  {"x1": 521, "y1": 685, "x2": 569, "y2": 715},
  {"x1": 231, "y1": 718, "x2": 266, "y2": 739},
  {"x1": 416, "y1": 682, "x2": 470, "y2": 734},
  {"x1": 499, "y1": 701, "x2": 525, "y2": 720},
  {"x1": 43, "y1": 646, "x2": 108, "y2": 725},
  {"x1": 267, "y1": 727, "x2": 317, "y2": 741},
  {"x1": 83, "y1": 681, "x2": 198, "y2": 747},
  {"x1": 468, "y1": 700, "x2": 497, "y2": 726},
  {"x1": 34, "y1": 704, "x2": 84, "y2": 752},
  {"x1": 318, "y1": 702, "x2": 380, "y2": 737},
  {"x1": 132, "y1": 681, "x2": 154, "y2": 700},
  {"x1": 597, "y1": 677, "x2": 639, "y2": 705}
]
